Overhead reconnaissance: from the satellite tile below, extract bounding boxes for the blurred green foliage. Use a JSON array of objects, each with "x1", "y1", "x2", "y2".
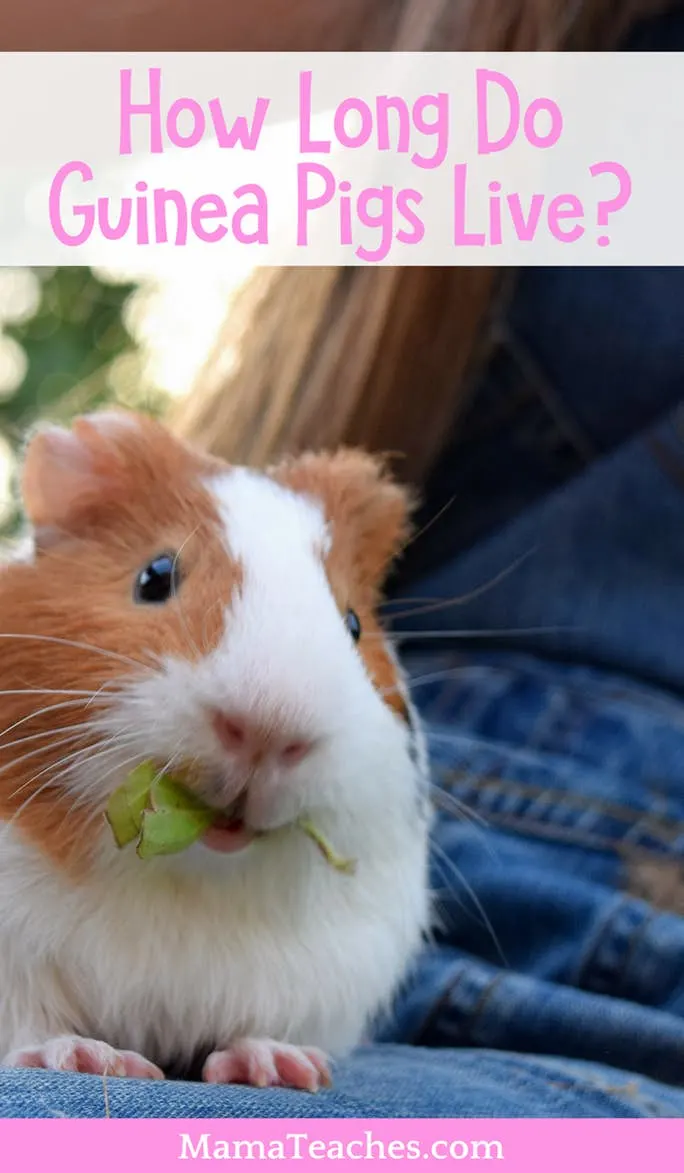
[{"x1": 0, "y1": 267, "x2": 168, "y2": 536}]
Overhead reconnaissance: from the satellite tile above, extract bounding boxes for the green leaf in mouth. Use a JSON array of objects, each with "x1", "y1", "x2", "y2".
[
  {"x1": 136, "y1": 806, "x2": 215, "y2": 859},
  {"x1": 106, "y1": 761, "x2": 357, "y2": 874},
  {"x1": 105, "y1": 760, "x2": 157, "y2": 848},
  {"x1": 106, "y1": 763, "x2": 214, "y2": 857}
]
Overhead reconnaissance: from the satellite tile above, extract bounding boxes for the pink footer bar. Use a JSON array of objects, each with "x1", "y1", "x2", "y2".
[{"x1": 1, "y1": 1118, "x2": 683, "y2": 1172}]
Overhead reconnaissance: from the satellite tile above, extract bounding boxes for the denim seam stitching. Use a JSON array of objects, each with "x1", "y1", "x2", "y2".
[
  {"x1": 410, "y1": 964, "x2": 478, "y2": 1048},
  {"x1": 571, "y1": 894, "x2": 637, "y2": 992},
  {"x1": 613, "y1": 906, "x2": 660, "y2": 1002},
  {"x1": 445, "y1": 809, "x2": 684, "y2": 865},
  {"x1": 460, "y1": 971, "x2": 508, "y2": 1043},
  {"x1": 441, "y1": 771, "x2": 684, "y2": 856},
  {"x1": 442, "y1": 770, "x2": 680, "y2": 833}
]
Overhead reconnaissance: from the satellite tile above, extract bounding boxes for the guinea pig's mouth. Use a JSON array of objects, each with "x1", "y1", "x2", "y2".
[{"x1": 200, "y1": 793, "x2": 255, "y2": 855}]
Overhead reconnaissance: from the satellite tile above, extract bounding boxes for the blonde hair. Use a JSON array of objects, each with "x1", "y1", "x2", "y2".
[{"x1": 174, "y1": 0, "x2": 671, "y2": 486}]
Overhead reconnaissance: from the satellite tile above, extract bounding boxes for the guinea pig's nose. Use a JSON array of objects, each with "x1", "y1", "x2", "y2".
[{"x1": 211, "y1": 710, "x2": 313, "y2": 767}]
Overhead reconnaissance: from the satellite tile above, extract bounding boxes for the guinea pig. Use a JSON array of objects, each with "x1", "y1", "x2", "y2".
[{"x1": 0, "y1": 410, "x2": 430, "y2": 1090}]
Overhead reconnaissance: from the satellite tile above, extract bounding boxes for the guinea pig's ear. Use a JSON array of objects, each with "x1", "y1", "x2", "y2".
[
  {"x1": 20, "y1": 411, "x2": 141, "y2": 544},
  {"x1": 274, "y1": 449, "x2": 415, "y2": 587}
]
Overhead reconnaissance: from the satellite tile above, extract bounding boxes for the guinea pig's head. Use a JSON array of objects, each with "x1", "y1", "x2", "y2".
[{"x1": 0, "y1": 411, "x2": 426, "y2": 873}]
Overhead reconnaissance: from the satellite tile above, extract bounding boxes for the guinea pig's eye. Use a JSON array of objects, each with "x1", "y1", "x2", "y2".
[
  {"x1": 344, "y1": 609, "x2": 362, "y2": 643},
  {"x1": 134, "y1": 554, "x2": 179, "y2": 605}
]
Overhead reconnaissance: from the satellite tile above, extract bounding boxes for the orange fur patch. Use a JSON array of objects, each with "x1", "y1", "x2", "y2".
[
  {"x1": 274, "y1": 449, "x2": 412, "y2": 722},
  {"x1": 0, "y1": 416, "x2": 241, "y2": 875}
]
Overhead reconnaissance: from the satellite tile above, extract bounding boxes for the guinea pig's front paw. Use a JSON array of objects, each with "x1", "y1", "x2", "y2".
[
  {"x1": 3, "y1": 1036, "x2": 164, "y2": 1080},
  {"x1": 203, "y1": 1038, "x2": 332, "y2": 1092}
]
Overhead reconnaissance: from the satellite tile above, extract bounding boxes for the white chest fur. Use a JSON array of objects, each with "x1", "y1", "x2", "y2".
[{"x1": 0, "y1": 815, "x2": 429, "y2": 1068}]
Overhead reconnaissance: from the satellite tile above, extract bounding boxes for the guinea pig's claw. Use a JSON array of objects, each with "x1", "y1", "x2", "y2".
[
  {"x1": 3, "y1": 1036, "x2": 165, "y2": 1080},
  {"x1": 202, "y1": 1038, "x2": 332, "y2": 1092}
]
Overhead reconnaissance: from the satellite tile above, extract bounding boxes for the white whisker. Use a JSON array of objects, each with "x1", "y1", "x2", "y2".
[
  {"x1": 385, "y1": 548, "x2": 537, "y2": 623},
  {"x1": 0, "y1": 777, "x2": 65, "y2": 847},
  {"x1": 429, "y1": 783, "x2": 490, "y2": 832},
  {"x1": 386, "y1": 667, "x2": 471, "y2": 696},
  {"x1": 0, "y1": 733, "x2": 98, "y2": 794},
  {"x1": 429, "y1": 836, "x2": 507, "y2": 968},
  {"x1": 7, "y1": 734, "x2": 141, "y2": 803},
  {"x1": 390, "y1": 625, "x2": 577, "y2": 642},
  {"x1": 0, "y1": 633, "x2": 151, "y2": 672},
  {"x1": 0, "y1": 689, "x2": 102, "y2": 699},
  {"x1": 0, "y1": 698, "x2": 106, "y2": 747},
  {"x1": 0, "y1": 722, "x2": 102, "y2": 757},
  {"x1": 55, "y1": 750, "x2": 146, "y2": 803}
]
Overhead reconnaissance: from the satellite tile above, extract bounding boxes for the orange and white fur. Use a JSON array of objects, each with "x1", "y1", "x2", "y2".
[{"x1": 0, "y1": 412, "x2": 430, "y2": 1088}]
